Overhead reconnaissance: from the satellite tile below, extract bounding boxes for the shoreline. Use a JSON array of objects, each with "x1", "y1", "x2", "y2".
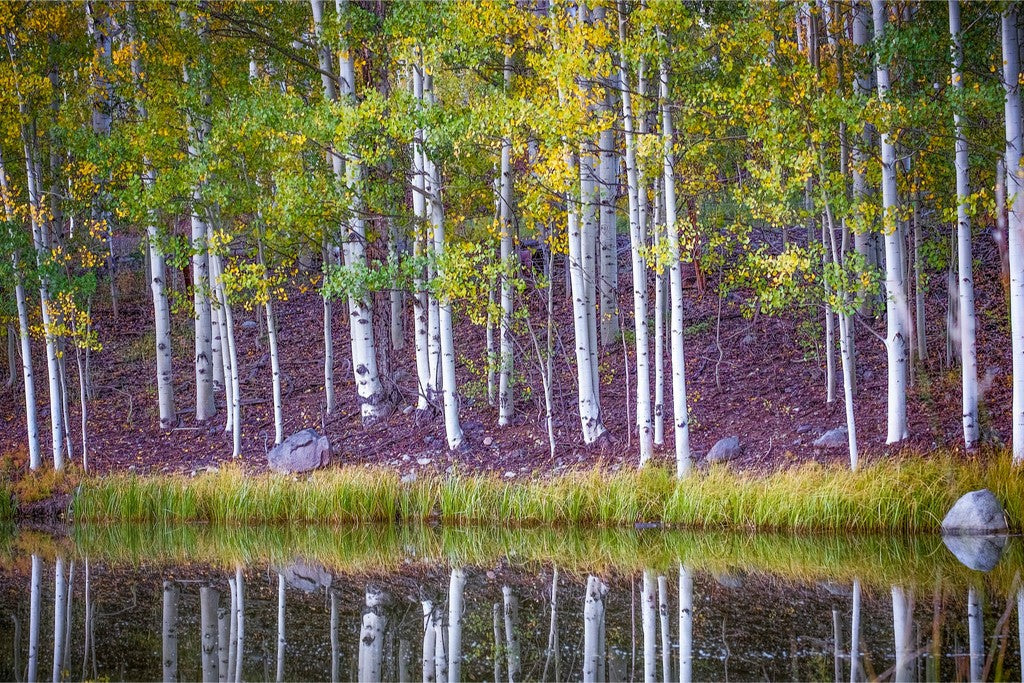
[{"x1": 5, "y1": 453, "x2": 1022, "y2": 533}]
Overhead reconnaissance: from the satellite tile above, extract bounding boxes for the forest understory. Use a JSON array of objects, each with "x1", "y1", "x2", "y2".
[{"x1": 1, "y1": 232, "x2": 1010, "y2": 481}]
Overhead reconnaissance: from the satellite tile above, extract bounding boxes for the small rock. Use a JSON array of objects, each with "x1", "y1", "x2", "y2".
[
  {"x1": 705, "y1": 436, "x2": 742, "y2": 463},
  {"x1": 268, "y1": 429, "x2": 331, "y2": 474},
  {"x1": 424, "y1": 435, "x2": 435, "y2": 444},
  {"x1": 504, "y1": 471, "x2": 516, "y2": 478},
  {"x1": 241, "y1": 320, "x2": 258, "y2": 330},
  {"x1": 417, "y1": 457, "x2": 432, "y2": 466},
  {"x1": 402, "y1": 405, "x2": 414, "y2": 415},
  {"x1": 796, "y1": 424, "x2": 813, "y2": 435},
  {"x1": 713, "y1": 572, "x2": 744, "y2": 589},
  {"x1": 401, "y1": 454, "x2": 411, "y2": 462},
  {"x1": 812, "y1": 427, "x2": 848, "y2": 450},
  {"x1": 401, "y1": 471, "x2": 417, "y2": 484},
  {"x1": 941, "y1": 489, "x2": 1008, "y2": 534},
  {"x1": 483, "y1": 436, "x2": 494, "y2": 447},
  {"x1": 943, "y1": 534, "x2": 1008, "y2": 572},
  {"x1": 862, "y1": 369, "x2": 875, "y2": 382},
  {"x1": 740, "y1": 333, "x2": 757, "y2": 346}
]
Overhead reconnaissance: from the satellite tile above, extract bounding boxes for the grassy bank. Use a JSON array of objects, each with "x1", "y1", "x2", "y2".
[
  {"x1": 68, "y1": 454, "x2": 1024, "y2": 532},
  {"x1": 0, "y1": 524, "x2": 1017, "y2": 593}
]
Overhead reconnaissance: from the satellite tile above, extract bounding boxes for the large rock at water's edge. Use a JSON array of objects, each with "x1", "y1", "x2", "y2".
[
  {"x1": 276, "y1": 562, "x2": 333, "y2": 592},
  {"x1": 268, "y1": 428, "x2": 331, "y2": 474},
  {"x1": 812, "y1": 427, "x2": 847, "y2": 450},
  {"x1": 705, "y1": 436, "x2": 742, "y2": 463},
  {"x1": 942, "y1": 534, "x2": 1008, "y2": 572},
  {"x1": 941, "y1": 489, "x2": 1008, "y2": 534}
]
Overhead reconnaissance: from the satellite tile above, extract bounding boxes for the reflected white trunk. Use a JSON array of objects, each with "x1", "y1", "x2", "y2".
[
  {"x1": 492, "y1": 603, "x2": 502, "y2": 683},
  {"x1": 421, "y1": 600, "x2": 436, "y2": 683},
  {"x1": 276, "y1": 575, "x2": 285, "y2": 683},
  {"x1": 358, "y1": 587, "x2": 387, "y2": 683},
  {"x1": 447, "y1": 569, "x2": 466, "y2": 682},
  {"x1": 51, "y1": 557, "x2": 66, "y2": 683},
  {"x1": 28, "y1": 555, "x2": 41, "y2": 683},
  {"x1": 891, "y1": 586, "x2": 914, "y2": 683},
  {"x1": 502, "y1": 585, "x2": 521, "y2": 682},
  {"x1": 200, "y1": 586, "x2": 220, "y2": 683},
  {"x1": 218, "y1": 603, "x2": 229, "y2": 683},
  {"x1": 850, "y1": 579, "x2": 861, "y2": 683},
  {"x1": 233, "y1": 568, "x2": 244, "y2": 683},
  {"x1": 679, "y1": 565, "x2": 693, "y2": 683},
  {"x1": 583, "y1": 576, "x2": 608, "y2": 683},
  {"x1": 163, "y1": 581, "x2": 179, "y2": 682},
  {"x1": 432, "y1": 608, "x2": 446, "y2": 683},
  {"x1": 226, "y1": 578, "x2": 238, "y2": 683},
  {"x1": 542, "y1": 568, "x2": 559, "y2": 682},
  {"x1": 331, "y1": 590, "x2": 340, "y2": 683},
  {"x1": 641, "y1": 571, "x2": 657, "y2": 683},
  {"x1": 658, "y1": 575, "x2": 670, "y2": 683},
  {"x1": 967, "y1": 587, "x2": 983, "y2": 683}
]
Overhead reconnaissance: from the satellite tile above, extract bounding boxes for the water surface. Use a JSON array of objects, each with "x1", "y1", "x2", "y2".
[{"x1": 0, "y1": 525, "x2": 1020, "y2": 681}]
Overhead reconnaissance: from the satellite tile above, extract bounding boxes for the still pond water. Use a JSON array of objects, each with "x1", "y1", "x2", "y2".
[{"x1": 0, "y1": 524, "x2": 1021, "y2": 682}]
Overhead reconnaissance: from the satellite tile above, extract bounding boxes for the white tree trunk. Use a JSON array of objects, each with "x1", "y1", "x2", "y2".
[
  {"x1": 226, "y1": 578, "x2": 237, "y2": 683},
  {"x1": 51, "y1": 557, "x2": 66, "y2": 683},
  {"x1": 948, "y1": 0, "x2": 979, "y2": 450},
  {"x1": 200, "y1": 587, "x2": 220, "y2": 683},
  {"x1": 679, "y1": 565, "x2": 693, "y2": 683},
  {"x1": 657, "y1": 575, "x2": 670, "y2": 683},
  {"x1": 849, "y1": 579, "x2": 861, "y2": 683},
  {"x1": 22, "y1": 130, "x2": 64, "y2": 470},
  {"x1": 567, "y1": 146, "x2": 606, "y2": 444},
  {"x1": 653, "y1": 183, "x2": 666, "y2": 446},
  {"x1": 217, "y1": 603, "x2": 229, "y2": 683},
  {"x1": 598, "y1": 88, "x2": 619, "y2": 347},
  {"x1": 871, "y1": 0, "x2": 909, "y2": 444},
  {"x1": 211, "y1": 255, "x2": 241, "y2": 456},
  {"x1": 502, "y1": 585, "x2": 521, "y2": 683},
  {"x1": 358, "y1": 587, "x2": 387, "y2": 683},
  {"x1": 641, "y1": 571, "x2": 657, "y2": 683},
  {"x1": 433, "y1": 609, "x2": 447, "y2": 683},
  {"x1": 411, "y1": 63, "x2": 431, "y2": 411},
  {"x1": 423, "y1": 74, "x2": 464, "y2": 449},
  {"x1": 162, "y1": 581, "x2": 179, "y2": 683},
  {"x1": 582, "y1": 576, "x2": 607, "y2": 683},
  {"x1": 542, "y1": 568, "x2": 560, "y2": 682},
  {"x1": 421, "y1": 600, "x2": 436, "y2": 683},
  {"x1": 660, "y1": 52, "x2": 693, "y2": 475},
  {"x1": 233, "y1": 568, "x2": 244, "y2": 683},
  {"x1": 891, "y1": 586, "x2": 914, "y2": 683},
  {"x1": 619, "y1": 7, "x2": 654, "y2": 466},
  {"x1": 447, "y1": 569, "x2": 466, "y2": 683},
  {"x1": 967, "y1": 587, "x2": 983, "y2": 683},
  {"x1": 275, "y1": 575, "x2": 285, "y2": 683},
  {"x1": 1003, "y1": 6, "x2": 1024, "y2": 464},
  {"x1": 498, "y1": 53, "x2": 515, "y2": 427},
  {"x1": 330, "y1": 590, "x2": 340, "y2": 683},
  {"x1": 28, "y1": 555, "x2": 41, "y2": 683}
]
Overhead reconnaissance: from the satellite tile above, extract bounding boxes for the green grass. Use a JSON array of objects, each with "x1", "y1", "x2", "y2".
[
  {"x1": 67, "y1": 454, "x2": 1024, "y2": 533},
  {"x1": 3, "y1": 523, "x2": 1016, "y2": 594}
]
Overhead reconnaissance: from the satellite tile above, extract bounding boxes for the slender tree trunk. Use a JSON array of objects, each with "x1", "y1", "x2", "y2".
[
  {"x1": 542, "y1": 567, "x2": 560, "y2": 682},
  {"x1": 1004, "y1": 6, "x2": 1024, "y2": 464},
  {"x1": 948, "y1": 0, "x2": 979, "y2": 450},
  {"x1": 852, "y1": 0, "x2": 874, "y2": 309},
  {"x1": 619, "y1": 5, "x2": 654, "y2": 466},
  {"x1": 657, "y1": 576, "x2": 670, "y2": 683},
  {"x1": 659, "y1": 49, "x2": 693, "y2": 475},
  {"x1": 448, "y1": 569, "x2": 466, "y2": 683},
  {"x1": 502, "y1": 585, "x2": 521, "y2": 683},
  {"x1": 234, "y1": 568, "x2": 244, "y2": 683},
  {"x1": 641, "y1": 571, "x2": 657, "y2": 683},
  {"x1": 491, "y1": 603, "x2": 502, "y2": 683},
  {"x1": 388, "y1": 218, "x2": 405, "y2": 352},
  {"x1": 849, "y1": 578, "x2": 861, "y2": 683},
  {"x1": 259, "y1": 241, "x2": 283, "y2": 445},
  {"x1": 162, "y1": 581, "x2": 179, "y2": 683},
  {"x1": 358, "y1": 587, "x2": 387, "y2": 683},
  {"x1": 891, "y1": 586, "x2": 914, "y2": 683},
  {"x1": 583, "y1": 576, "x2": 607, "y2": 683},
  {"x1": 226, "y1": 577, "x2": 238, "y2": 683},
  {"x1": 201, "y1": 587, "x2": 220, "y2": 683},
  {"x1": 653, "y1": 183, "x2": 666, "y2": 446},
  {"x1": 872, "y1": 0, "x2": 909, "y2": 444},
  {"x1": 51, "y1": 558, "x2": 66, "y2": 683},
  {"x1": 28, "y1": 555, "x2": 41, "y2": 683},
  {"x1": 498, "y1": 52, "x2": 515, "y2": 427},
  {"x1": 422, "y1": 600, "x2": 436, "y2": 683},
  {"x1": 275, "y1": 575, "x2": 285, "y2": 683},
  {"x1": 598, "y1": 87, "x2": 619, "y2": 347},
  {"x1": 679, "y1": 565, "x2": 693, "y2": 683},
  {"x1": 967, "y1": 587, "x2": 983, "y2": 683}
]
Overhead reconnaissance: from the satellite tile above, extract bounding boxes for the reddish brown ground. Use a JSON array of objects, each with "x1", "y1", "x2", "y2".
[{"x1": 0, "y1": 236, "x2": 1011, "y2": 478}]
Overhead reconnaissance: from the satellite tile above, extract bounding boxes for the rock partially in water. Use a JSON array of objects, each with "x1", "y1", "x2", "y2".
[
  {"x1": 941, "y1": 489, "x2": 1008, "y2": 534},
  {"x1": 267, "y1": 429, "x2": 331, "y2": 474},
  {"x1": 812, "y1": 427, "x2": 847, "y2": 449},
  {"x1": 705, "y1": 436, "x2": 742, "y2": 463},
  {"x1": 942, "y1": 534, "x2": 1008, "y2": 572},
  {"x1": 278, "y1": 562, "x2": 333, "y2": 592}
]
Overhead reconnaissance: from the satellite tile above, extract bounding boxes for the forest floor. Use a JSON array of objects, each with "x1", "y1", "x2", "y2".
[{"x1": 0, "y1": 233, "x2": 1013, "y2": 481}]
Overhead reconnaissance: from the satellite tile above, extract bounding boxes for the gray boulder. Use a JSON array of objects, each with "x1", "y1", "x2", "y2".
[
  {"x1": 942, "y1": 534, "x2": 1008, "y2": 572},
  {"x1": 812, "y1": 427, "x2": 848, "y2": 449},
  {"x1": 941, "y1": 489, "x2": 1008, "y2": 534},
  {"x1": 268, "y1": 428, "x2": 331, "y2": 474},
  {"x1": 277, "y1": 562, "x2": 333, "y2": 592},
  {"x1": 705, "y1": 436, "x2": 742, "y2": 463}
]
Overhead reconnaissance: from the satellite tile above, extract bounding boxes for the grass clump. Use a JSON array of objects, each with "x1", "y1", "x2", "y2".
[{"x1": 70, "y1": 454, "x2": 1024, "y2": 532}]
